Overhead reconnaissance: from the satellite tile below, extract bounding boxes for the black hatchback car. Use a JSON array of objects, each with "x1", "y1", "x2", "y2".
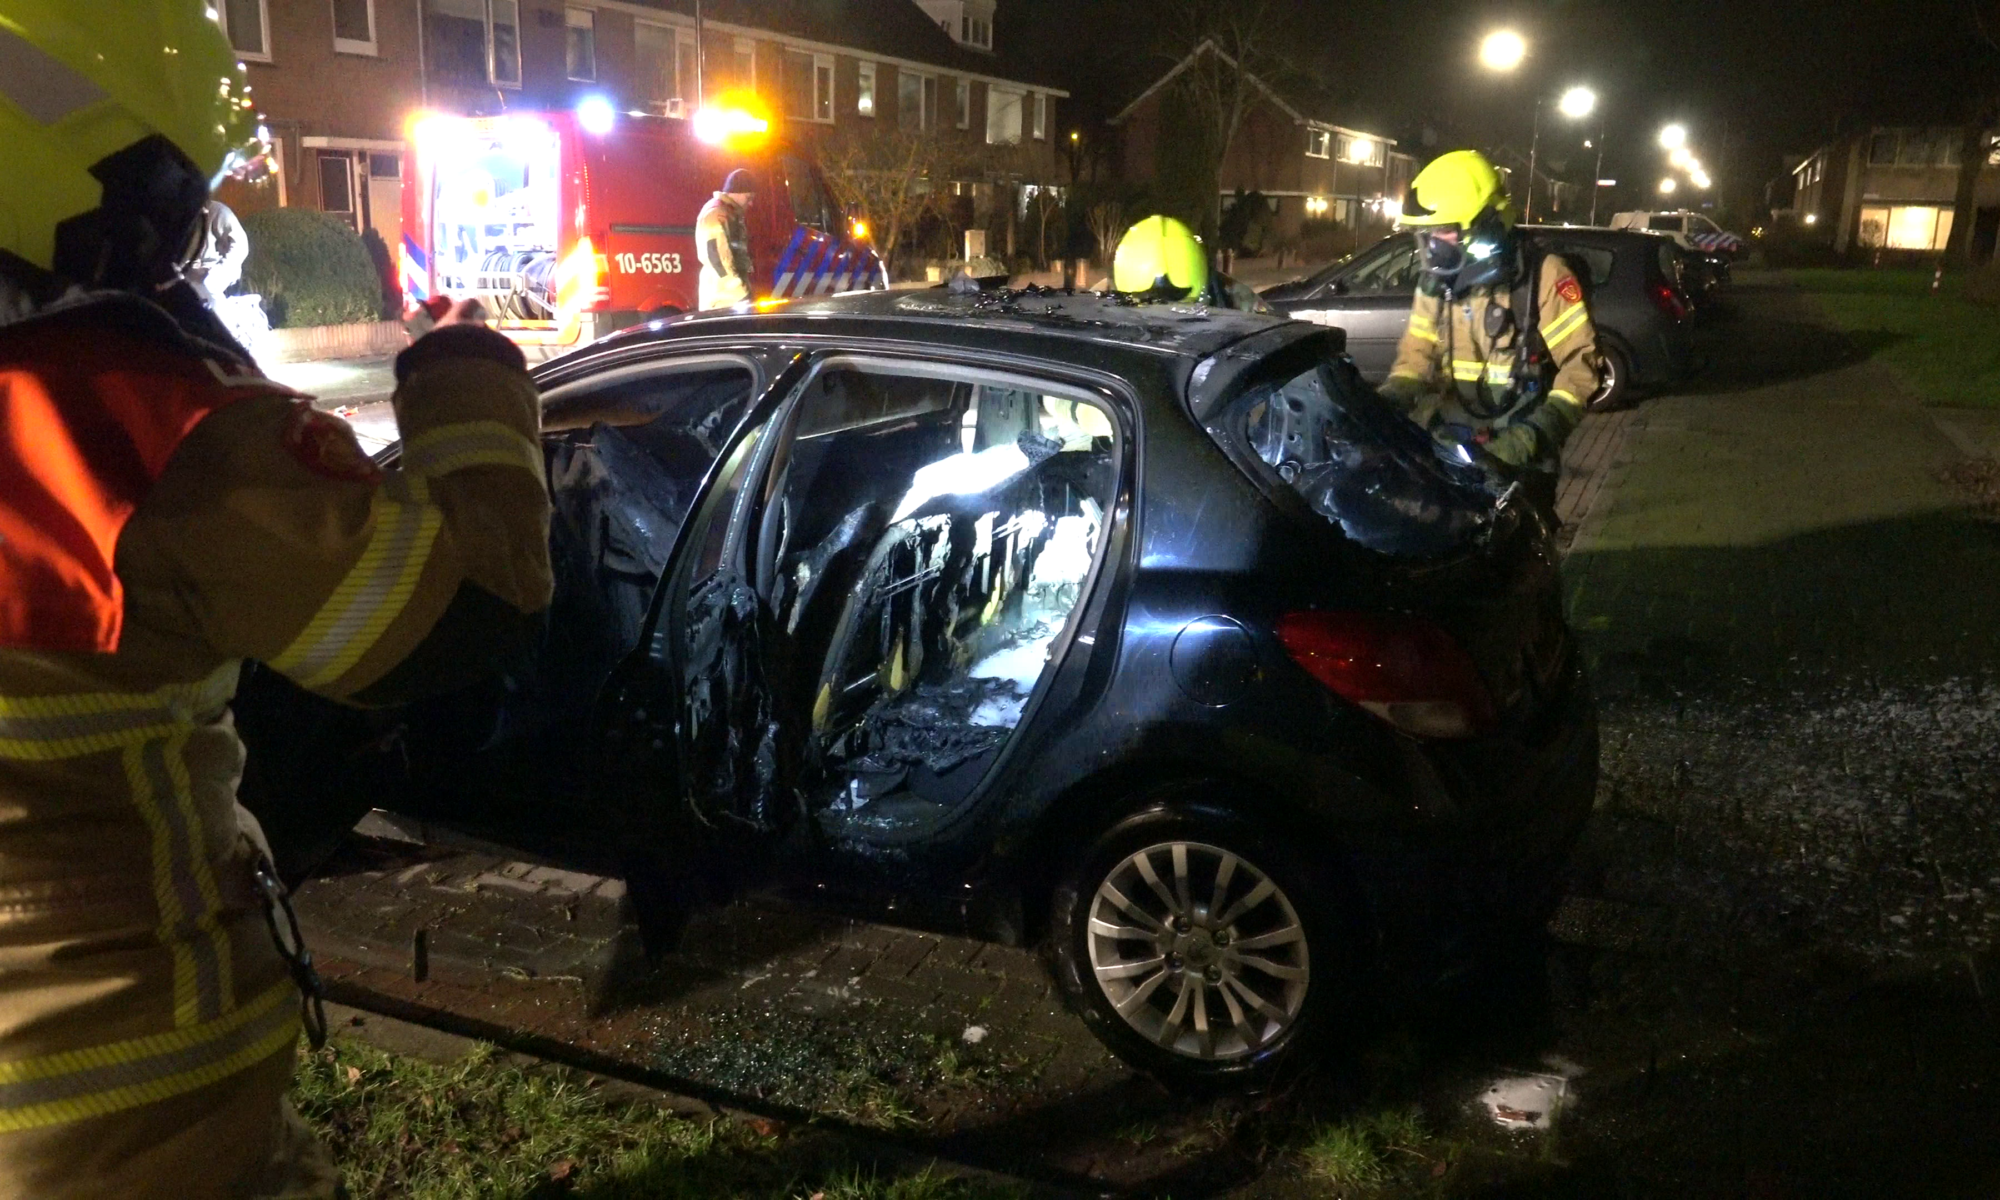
[
  {"x1": 239, "y1": 289, "x2": 1598, "y2": 1086},
  {"x1": 1259, "y1": 227, "x2": 1694, "y2": 411}
]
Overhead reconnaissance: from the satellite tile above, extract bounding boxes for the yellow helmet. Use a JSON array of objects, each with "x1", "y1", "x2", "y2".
[
  {"x1": 0, "y1": 1, "x2": 256, "y2": 279},
  {"x1": 1400, "y1": 150, "x2": 1513, "y2": 231},
  {"x1": 1113, "y1": 215, "x2": 1211, "y2": 299}
]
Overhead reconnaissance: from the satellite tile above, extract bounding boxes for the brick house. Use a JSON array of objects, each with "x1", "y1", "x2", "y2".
[
  {"x1": 1109, "y1": 42, "x2": 1416, "y2": 239},
  {"x1": 1790, "y1": 125, "x2": 2000, "y2": 259},
  {"x1": 210, "y1": 0, "x2": 1067, "y2": 260}
]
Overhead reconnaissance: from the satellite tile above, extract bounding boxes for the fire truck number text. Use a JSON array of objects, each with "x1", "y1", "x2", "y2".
[{"x1": 613, "y1": 252, "x2": 684, "y2": 274}]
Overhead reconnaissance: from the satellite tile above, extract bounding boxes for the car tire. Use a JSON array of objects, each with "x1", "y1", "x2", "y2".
[
  {"x1": 1046, "y1": 800, "x2": 1354, "y2": 1089},
  {"x1": 1588, "y1": 340, "x2": 1633, "y2": 412}
]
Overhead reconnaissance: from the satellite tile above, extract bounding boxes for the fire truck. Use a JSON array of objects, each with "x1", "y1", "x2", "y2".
[{"x1": 399, "y1": 101, "x2": 885, "y2": 356}]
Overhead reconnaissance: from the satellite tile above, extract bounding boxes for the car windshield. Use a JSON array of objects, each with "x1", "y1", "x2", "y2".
[
  {"x1": 1299, "y1": 235, "x2": 1416, "y2": 293},
  {"x1": 1222, "y1": 353, "x2": 1497, "y2": 556}
]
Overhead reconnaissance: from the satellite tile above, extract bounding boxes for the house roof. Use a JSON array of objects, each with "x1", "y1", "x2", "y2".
[
  {"x1": 611, "y1": 0, "x2": 1067, "y2": 93},
  {"x1": 1107, "y1": 41, "x2": 1392, "y2": 146}
]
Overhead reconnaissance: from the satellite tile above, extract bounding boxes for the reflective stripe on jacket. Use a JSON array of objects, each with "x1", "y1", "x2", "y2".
[
  {"x1": 1383, "y1": 253, "x2": 1601, "y2": 475},
  {"x1": 0, "y1": 297, "x2": 551, "y2": 1172},
  {"x1": 696, "y1": 194, "x2": 752, "y2": 310}
]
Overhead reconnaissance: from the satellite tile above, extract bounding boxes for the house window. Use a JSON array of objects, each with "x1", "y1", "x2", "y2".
[
  {"x1": 1868, "y1": 132, "x2": 1899, "y2": 166},
  {"x1": 898, "y1": 70, "x2": 930, "y2": 132},
  {"x1": 986, "y1": 87, "x2": 1023, "y2": 145},
  {"x1": 961, "y1": 15, "x2": 969, "y2": 40},
  {"x1": 857, "y1": 61, "x2": 876, "y2": 117},
  {"x1": 215, "y1": 0, "x2": 272, "y2": 61},
  {"x1": 422, "y1": 0, "x2": 518, "y2": 86},
  {"x1": 735, "y1": 38, "x2": 756, "y2": 90},
  {"x1": 318, "y1": 153, "x2": 356, "y2": 217},
  {"x1": 1857, "y1": 204, "x2": 1955, "y2": 251},
  {"x1": 956, "y1": 79, "x2": 971, "y2": 129},
  {"x1": 1897, "y1": 133, "x2": 1937, "y2": 167},
  {"x1": 566, "y1": 8, "x2": 596, "y2": 81},
  {"x1": 635, "y1": 23, "x2": 696, "y2": 114},
  {"x1": 1032, "y1": 93, "x2": 1047, "y2": 140},
  {"x1": 1306, "y1": 129, "x2": 1331, "y2": 159},
  {"x1": 783, "y1": 50, "x2": 834, "y2": 123},
  {"x1": 331, "y1": 0, "x2": 375, "y2": 54}
]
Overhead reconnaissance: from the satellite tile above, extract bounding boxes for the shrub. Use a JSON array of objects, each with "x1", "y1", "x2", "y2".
[{"x1": 239, "y1": 208, "x2": 384, "y2": 328}]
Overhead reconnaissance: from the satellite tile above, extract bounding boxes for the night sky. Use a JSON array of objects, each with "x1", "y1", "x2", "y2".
[{"x1": 1008, "y1": 0, "x2": 1992, "y2": 215}]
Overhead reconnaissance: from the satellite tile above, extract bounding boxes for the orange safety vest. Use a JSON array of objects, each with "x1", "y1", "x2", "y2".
[{"x1": 0, "y1": 319, "x2": 262, "y2": 653}]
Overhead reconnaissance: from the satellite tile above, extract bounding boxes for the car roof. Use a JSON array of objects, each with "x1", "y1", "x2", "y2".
[
  {"x1": 585, "y1": 286, "x2": 1297, "y2": 365},
  {"x1": 1520, "y1": 224, "x2": 1668, "y2": 247}
]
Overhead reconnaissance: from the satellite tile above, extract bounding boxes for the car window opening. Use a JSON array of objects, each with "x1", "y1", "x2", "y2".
[
  {"x1": 1233, "y1": 355, "x2": 1496, "y2": 557},
  {"x1": 679, "y1": 365, "x2": 1118, "y2": 836}
]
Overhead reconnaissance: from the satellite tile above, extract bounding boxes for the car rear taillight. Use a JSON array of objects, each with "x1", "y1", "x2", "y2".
[
  {"x1": 1650, "y1": 280, "x2": 1689, "y2": 322},
  {"x1": 1275, "y1": 611, "x2": 1498, "y2": 739}
]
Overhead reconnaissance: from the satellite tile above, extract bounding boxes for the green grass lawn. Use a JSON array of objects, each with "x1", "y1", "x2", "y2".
[
  {"x1": 1785, "y1": 267, "x2": 2000, "y2": 408},
  {"x1": 292, "y1": 1038, "x2": 1028, "y2": 1200}
]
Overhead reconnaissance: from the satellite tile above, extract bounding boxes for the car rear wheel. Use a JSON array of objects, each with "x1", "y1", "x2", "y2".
[
  {"x1": 1047, "y1": 804, "x2": 1349, "y2": 1087},
  {"x1": 1588, "y1": 340, "x2": 1633, "y2": 412}
]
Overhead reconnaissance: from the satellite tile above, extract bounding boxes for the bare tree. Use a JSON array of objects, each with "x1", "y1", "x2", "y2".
[
  {"x1": 1087, "y1": 201, "x2": 1126, "y2": 269},
  {"x1": 1162, "y1": 0, "x2": 1278, "y2": 240},
  {"x1": 1949, "y1": 1, "x2": 2000, "y2": 266},
  {"x1": 816, "y1": 127, "x2": 960, "y2": 278}
]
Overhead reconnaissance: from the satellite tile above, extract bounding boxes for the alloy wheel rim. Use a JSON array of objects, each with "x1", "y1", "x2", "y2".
[{"x1": 1086, "y1": 840, "x2": 1309, "y2": 1061}]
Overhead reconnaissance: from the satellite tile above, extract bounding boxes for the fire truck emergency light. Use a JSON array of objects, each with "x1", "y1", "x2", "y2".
[{"x1": 693, "y1": 96, "x2": 772, "y2": 146}]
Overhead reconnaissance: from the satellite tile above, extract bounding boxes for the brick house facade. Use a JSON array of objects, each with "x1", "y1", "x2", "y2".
[
  {"x1": 211, "y1": 0, "x2": 1066, "y2": 260},
  {"x1": 1790, "y1": 126, "x2": 2000, "y2": 260},
  {"x1": 1110, "y1": 43, "x2": 1415, "y2": 240}
]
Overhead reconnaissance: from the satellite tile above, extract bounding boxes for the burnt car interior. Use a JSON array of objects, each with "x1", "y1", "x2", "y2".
[{"x1": 672, "y1": 361, "x2": 1120, "y2": 844}]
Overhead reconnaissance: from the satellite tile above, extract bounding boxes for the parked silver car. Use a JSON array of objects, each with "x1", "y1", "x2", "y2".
[{"x1": 1259, "y1": 227, "x2": 1694, "y2": 410}]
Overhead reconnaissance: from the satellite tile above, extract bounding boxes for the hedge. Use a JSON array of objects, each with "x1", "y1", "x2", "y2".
[{"x1": 238, "y1": 208, "x2": 385, "y2": 329}]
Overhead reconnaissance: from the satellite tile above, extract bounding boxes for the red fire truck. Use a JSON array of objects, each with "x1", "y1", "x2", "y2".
[{"x1": 399, "y1": 102, "x2": 885, "y2": 355}]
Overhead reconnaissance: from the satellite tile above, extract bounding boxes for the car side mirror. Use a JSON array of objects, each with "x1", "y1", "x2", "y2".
[{"x1": 1321, "y1": 278, "x2": 1349, "y2": 298}]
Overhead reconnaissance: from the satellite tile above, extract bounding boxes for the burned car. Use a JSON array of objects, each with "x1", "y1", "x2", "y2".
[{"x1": 238, "y1": 289, "x2": 1598, "y2": 1086}]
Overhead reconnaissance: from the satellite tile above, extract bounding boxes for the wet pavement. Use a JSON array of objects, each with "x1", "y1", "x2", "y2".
[{"x1": 293, "y1": 274, "x2": 2000, "y2": 1196}]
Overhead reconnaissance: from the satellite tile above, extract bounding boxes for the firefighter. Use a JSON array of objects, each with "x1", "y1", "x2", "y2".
[
  {"x1": 696, "y1": 168, "x2": 756, "y2": 309},
  {"x1": 1381, "y1": 150, "x2": 1601, "y2": 513},
  {"x1": 0, "y1": 4, "x2": 553, "y2": 1196},
  {"x1": 1111, "y1": 215, "x2": 1271, "y2": 312}
]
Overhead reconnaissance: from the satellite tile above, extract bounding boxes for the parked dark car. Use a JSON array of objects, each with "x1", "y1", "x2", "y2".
[
  {"x1": 1259, "y1": 226, "x2": 1694, "y2": 411},
  {"x1": 238, "y1": 290, "x2": 1598, "y2": 1086}
]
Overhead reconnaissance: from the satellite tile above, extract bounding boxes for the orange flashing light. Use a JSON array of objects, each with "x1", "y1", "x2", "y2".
[
  {"x1": 693, "y1": 91, "x2": 773, "y2": 147},
  {"x1": 850, "y1": 219, "x2": 871, "y2": 241},
  {"x1": 555, "y1": 235, "x2": 611, "y2": 327}
]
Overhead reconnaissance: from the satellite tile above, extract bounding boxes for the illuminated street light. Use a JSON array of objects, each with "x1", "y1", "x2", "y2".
[
  {"x1": 1669, "y1": 147, "x2": 1696, "y2": 171},
  {"x1": 1659, "y1": 123, "x2": 1689, "y2": 151},
  {"x1": 1527, "y1": 83, "x2": 1598, "y2": 222},
  {"x1": 1559, "y1": 86, "x2": 1597, "y2": 120},
  {"x1": 1691, "y1": 170, "x2": 1712, "y2": 190},
  {"x1": 1480, "y1": 29, "x2": 1527, "y2": 72},
  {"x1": 1659, "y1": 177, "x2": 1678, "y2": 195}
]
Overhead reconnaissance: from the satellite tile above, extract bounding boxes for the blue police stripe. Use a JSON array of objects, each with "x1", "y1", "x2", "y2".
[
  {"x1": 772, "y1": 227, "x2": 809, "y2": 295},
  {"x1": 794, "y1": 237, "x2": 833, "y2": 297}
]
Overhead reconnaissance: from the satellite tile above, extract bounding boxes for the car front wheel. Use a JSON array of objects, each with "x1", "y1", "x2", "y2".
[{"x1": 1047, "y1": 804, "x2": 1347, "y2": 1087}]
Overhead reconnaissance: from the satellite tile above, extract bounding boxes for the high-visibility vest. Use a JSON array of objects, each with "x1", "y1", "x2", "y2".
[{"x1": 0, "y1": 316, "x2": 287, "y2": 653}]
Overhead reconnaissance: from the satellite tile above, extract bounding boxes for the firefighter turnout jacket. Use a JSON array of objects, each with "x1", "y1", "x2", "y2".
[
  {"x1": 1380, "y1": 252, "x2": 1601, "y2": 477},
  {"x1": 696, "y1": 193, "x2": 753, "y2": 310},
  {"x1": 0, "y1": 288, "x2": 552, "y2": 1197}
]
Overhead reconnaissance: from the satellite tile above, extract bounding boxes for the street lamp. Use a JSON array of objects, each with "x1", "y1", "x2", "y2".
[
  {"x1": 1479, "y1": 29, "x2": 1527, "y2": 72},
  {"x1": 1659, "y1": 123, "x2": 1688, "y2": 152},
  {"x1": 1526, "y1": 84, "x2": 1597, "y2": 223},
  {"x1": 1659, "y1": 177, "x2": 1678, "y2": 195}
]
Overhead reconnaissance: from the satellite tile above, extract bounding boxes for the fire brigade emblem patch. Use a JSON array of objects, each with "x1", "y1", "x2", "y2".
[
  {"x1": 284, "y1": 403, "x2": 383, "y2": 484},
  {"x1": 1555, "y1": 275, "x2": 1583, "y2": 305}
]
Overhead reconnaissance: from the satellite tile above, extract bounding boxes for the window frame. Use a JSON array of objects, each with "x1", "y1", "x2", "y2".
[
  {"x1": 1032, "y1": 92, "x2": 1047, "y2": 140},
  {"x1": 898, "y1": 69, "x2": 933, "y2": 132},
  {"x1": 216, "y1": 0, "x2": 274, "y2": 63},
  {"x1": 956, "y1": 79, "x2": 971, "y2": 130},
  {"x1": 488, "y1": 0, "x2": 522, "y2": 88},
  {"x1": 1306, "y1": 128, "x2": 1332, "y2": 159},
  {"x1": 857, "y1": 61, "x2": 877, "y2": 118},
  {"x1": 565, "y1": 7, "x2": 597, "y2": 82},
  {"x1": 985, "y1": 86, "x2": 1024, "y2": 145},
  {"x1": 734, "y1": 37, "x2": 757, "y2": 90},
  {"x1": 782, "y1": 48, "x2": 835, "y2": 124},
  {"x1": 331, "y1": 0, "x2": 377, "y2": 55}
]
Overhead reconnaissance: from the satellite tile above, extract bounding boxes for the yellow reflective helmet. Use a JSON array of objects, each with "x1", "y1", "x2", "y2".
[
  {"x1": 1113, "y1": 215, "x2": 1211, "y2": 299},
  {"x1": 1400, "y1": 150, "x2": 1514, "y2": 231},
  {"x1": 0, "y1": 1, "x2": 256, "y2": 276}
]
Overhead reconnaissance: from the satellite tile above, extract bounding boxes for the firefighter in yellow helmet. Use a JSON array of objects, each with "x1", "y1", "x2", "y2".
[
  {"x1": 1112, "y1": 215, "x2": 1271, "y2": 313},
  {"x1": 1381, "y1": 150, "x2": 1601, "y2": 511},
  {"x1": 0, "y1": 3, "x2": 551, "y2": 1195}
]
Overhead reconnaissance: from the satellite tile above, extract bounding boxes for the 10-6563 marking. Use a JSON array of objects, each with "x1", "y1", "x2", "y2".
[{"x1": 613, "y1": 252, "x2": 684, "y2": 274}]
